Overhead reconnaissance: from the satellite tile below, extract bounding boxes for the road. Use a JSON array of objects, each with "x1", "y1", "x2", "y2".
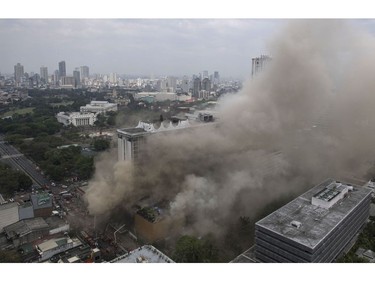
[{"x1": 0, "y1": 135, "x2": 50, "y2": 188}]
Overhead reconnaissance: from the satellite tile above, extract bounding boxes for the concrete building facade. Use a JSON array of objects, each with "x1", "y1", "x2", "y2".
[
  {"x1": 40, "y1": 66, "x2": 48, "y2": 83},
  {"x1": 80, "y1": 101, "x2": 118, "y2": 114},
  {"x1": 255, "y1": 179, "x2": 373, "y2": 263},
  {"x1": 56, "y1": 112, "x2": 97, "y2": 127}
]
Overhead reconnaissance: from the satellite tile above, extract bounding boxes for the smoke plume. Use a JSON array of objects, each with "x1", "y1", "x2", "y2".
[{"x1": 85, "y1": 19, "x2": 375, "y2": 238}]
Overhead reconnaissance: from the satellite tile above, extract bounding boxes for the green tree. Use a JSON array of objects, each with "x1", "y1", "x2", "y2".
[
  {"x1": 16, "y1": 172, "x2": 33, "y2": 190},
  {"x1": 0, "y1": 250, "x2": 22, "y2": 263},
  {"x1": 173, "y1": 235, "x2": 220, "y2": 263},
  {"x1": 92, "y1": 138, "x2": 110, "y2": 151}
]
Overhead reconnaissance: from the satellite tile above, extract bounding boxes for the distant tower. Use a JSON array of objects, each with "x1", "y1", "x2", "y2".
[
  {"x1": 73, "y1": 69, "x2": 81, "y2": 88},
  {"x1": 59, "y1": 61, "x2": 66, "y2": 77},
  {"x1": 53, "y1": 70, "x2": 59, "y2": 85},
  {"x1": 14, "y1": 63, "x2": 24, "y2": 84},
  {"x1": 40, "y1": 66, "x2": 48, "y2": 83},
  {"x1": 201, "y1": 78, "x2": 211, "y2": 92},
  {"x1": 202, "y1": 70, "x2": 209, "y2": 79},
  {"x1": 181, "y1": 77, "x2": 189, "y2": 94},
  {"x1": 167, "y1": 76, "x2": 177, "y2": 92},
  {"x1": 251, "y1": 55, "x2": 271, "y2": 78},
  {"x1": 213, "y1": 71, "x2": 220, "y2": 85},
  {"x1": 193, "y1": 77, "x2": 201, "y2": 98},
  {"x1": 80, "y1": 66, "x2": 89, "y2": 81},
  {"x1": 109, "y1": 73, "x2": 117, "y2": 84}
]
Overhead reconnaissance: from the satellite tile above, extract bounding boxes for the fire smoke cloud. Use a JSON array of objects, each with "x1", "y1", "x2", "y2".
[{"x1": 85, "y1": 20, "x2": 375, "y2": 237}]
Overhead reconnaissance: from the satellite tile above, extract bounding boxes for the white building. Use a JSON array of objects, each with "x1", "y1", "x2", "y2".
[
  {"x1": 36, "y1": 237, "x2": 81, "y2": 261},
  {"x1": 80, "y1": 101, "x2": 118, "y2": 114},
  {"x1": 56, "y1": 112, "x2": 97, "y2": 127},
  {"x1": 135, "y1": 92, "x2": 191, "y2": 102}
]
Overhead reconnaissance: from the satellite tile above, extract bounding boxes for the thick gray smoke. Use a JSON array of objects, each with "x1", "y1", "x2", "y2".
[{"x1": 85, "y1": 20, "x2": 375, "y2": 237}]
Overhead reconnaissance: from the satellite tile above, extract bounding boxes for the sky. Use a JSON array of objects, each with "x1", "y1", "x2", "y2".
[
  {"x1": 1, "y1": 0, "x2": 374, "y2": 80},
  {"x1": 0, "y1": 19, "x2": 282, "y2": 79}
]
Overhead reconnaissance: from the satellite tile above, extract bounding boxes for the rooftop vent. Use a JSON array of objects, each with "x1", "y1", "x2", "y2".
[{"x1": 290, "y1": 221, "x2": 302, "y2": 229}]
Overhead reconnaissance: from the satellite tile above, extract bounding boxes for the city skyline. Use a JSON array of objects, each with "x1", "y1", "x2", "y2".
[
  {"x1": 2, "y1": 19, "x2": 375, "y2": 80},
  {"x1": 0, "y1": 19, "x2": 283, "y2": 79}
]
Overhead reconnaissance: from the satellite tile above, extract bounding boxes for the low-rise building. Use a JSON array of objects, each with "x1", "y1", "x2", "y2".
[
  {"x1": 36, "y1": 237, "x2": 81, "y2": 262},
  {"x1": 80, "y1": 101, "x2": 117, "y2": 114},
  {"x1": 4, "y1": 217, "x2": 49, "y2": 247},
  {"x1": 110, "y1": 245, "x2": 174, "y2": 263},
  {"x1": 56, "y1": 112, "x2": 97, "y2": 127},
  {"x1": 0, "y1": 202, "x2": 19, "y2": 233},
  {"x1": 30, "y1": 192, "x2": 53, "y2": 218}
]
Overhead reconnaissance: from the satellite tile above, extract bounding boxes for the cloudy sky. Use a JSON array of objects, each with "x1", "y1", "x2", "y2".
[
  {"x1": 0, "y1": 1, "x2": 373, "y2": 79},
  {"x1": 0, "y1": 19, "x2": 284, "y2": 79}
]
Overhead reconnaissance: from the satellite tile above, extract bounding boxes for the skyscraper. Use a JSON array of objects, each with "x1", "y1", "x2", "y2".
[
  {"x1": 193, "y1": 77, "x2": 201, "y2": 98},
  {"x1": 201, "y1": 78, "x2": 211, "y2": 92},
  {"x1": 251, "y1": 55, "x2": 271, "y2": 78},
  {"x1": 109, "y1": 73, "x2": 117, "y2": 84},
  {"x1": 80, "y1": 66, "x2": 89, "y2": 81},
  {"x1": 59, "y1": 61, "x2": 66, "y2": 78},
  {"x1": 213, "y1": 71, "x2": 220, "y2": 85},
  {"x1": 40, "y1": 66, "x2": 48, "y2": 83},
  {"x1": 14, "y1": 63, "x2": 24, "y2": 84},
  {"x1": 73, "y1": 70, "x2": 81, "y2": 88}
]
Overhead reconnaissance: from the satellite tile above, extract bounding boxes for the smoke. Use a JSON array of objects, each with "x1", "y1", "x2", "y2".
[{"x1": 85, "y1": 19, "x2": 375, "y2": 239}]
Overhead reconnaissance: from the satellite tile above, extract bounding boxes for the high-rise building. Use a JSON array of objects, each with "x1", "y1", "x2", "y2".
[
  {"x1": 80, "y1": 66, "x2": 89, "y2": 80},
  {"x1": 167, "y1": 76, "x2": 177, "y2": 92},
  {"x1": 201, "y1": 78, "x2": 211, "y2": 92},
  {"x1": 53, "y1": 70, "x2": 59, "y2": 85},
  {"x1": 40, "y1": 66, "x2": 48, "y2": 83},
  {"x1": 255, "y1": 178, "x2": 372, "y2": 263},
  {"x1": 202, "y1": 70, "x2": 209, "y2": 79},
  {"x1": 109, "y1": 73, "x2": 117, "y2": 84},
  {"x1": 59, "y1": 61, "x2": 66, "y2": 78},
  {"x1": 73, "y1": 69, "x2": 81, "y2": 88},
  {"x1": 251, "y1": 55, "x2": 271, "y2": 78},
  {"x1": 193, "y1": 77, "x2": 201, "y2": 98},
  {"x1": 181, "y1": 77, "x2": 189, "y2": 94},
  {"x1": 213, "y1": 71, "x2": 220, "y2": 85},
  {"x1": 14, "y1": 63, "x2": 24, "y2": 84}
]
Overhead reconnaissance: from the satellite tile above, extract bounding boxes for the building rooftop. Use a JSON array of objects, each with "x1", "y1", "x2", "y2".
[
  {"x1": 256, "y1": 178, "x2": 372, "y2": 250},
  {"x1": 117, "y1": 127, "x2": 148, "y2": 136},
  {"x1": 230, "y1": 246, "x2": 258, "y2": 263},
  {"x1": 110, "y1": 245, "x2": 174, "y2": 263},
  {"x1": 4, "y1": 217, "x2": 49, "y2": 239}
]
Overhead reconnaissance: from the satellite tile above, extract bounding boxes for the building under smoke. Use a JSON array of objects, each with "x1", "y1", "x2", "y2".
[
  {"x1": 255, "y1": 178, "x2": 372, "y2": 263},
  {"x1": 251, "y1": 55, "x2": 271, "y2": 78},
  {"x1": 117, "y1": 114, "x2": 215, "y2": 163}
]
